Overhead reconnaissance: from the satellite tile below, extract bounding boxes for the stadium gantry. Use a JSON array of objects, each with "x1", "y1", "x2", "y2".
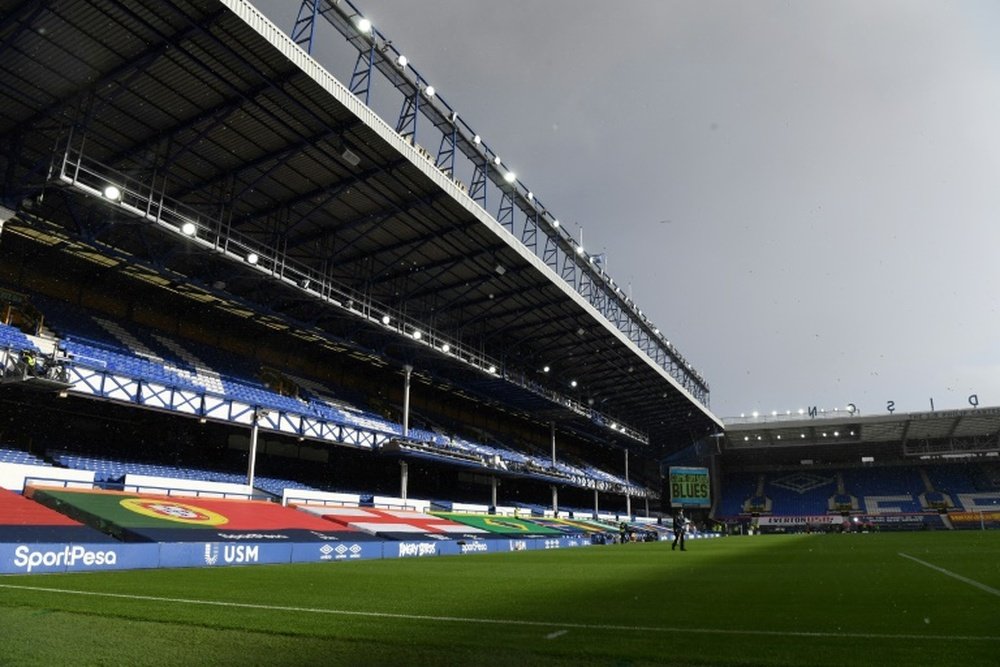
[{"x1": 0, "y1": 0, "x2": 722, "y2": 509}]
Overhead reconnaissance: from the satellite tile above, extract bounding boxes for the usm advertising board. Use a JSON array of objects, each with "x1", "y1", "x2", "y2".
[
  {"x1": 669, "y1": 466, "x2": 711, "y2": 508},
  {"x1": 0, "y1": 535, "x2": 593, "y2": 574}
]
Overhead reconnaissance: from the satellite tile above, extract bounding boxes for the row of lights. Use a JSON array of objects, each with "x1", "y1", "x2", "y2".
[
  {"x1": 740, "y1": 407, "x2": 854, "y2": 419},
  {"x1": 105, "y1": 184, "x2": 204, "y2": 238},
  {"x1": 742, "y1": 429, "x2": 856, "y2": 442},
  {"x1": 351, "y1": 14, "x2": 700, "y2": 385},
  {"x1": 375, "y1": 312, "x2": 497, "y2": 374}
]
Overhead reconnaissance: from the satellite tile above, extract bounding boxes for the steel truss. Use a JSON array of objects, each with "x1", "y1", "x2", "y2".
[
  {"x1": 290, "y1": 0, "x2": 710, "y2": 406},
  {"x1": 65, "y1": 362, "x2": 387, "y2": 450}
]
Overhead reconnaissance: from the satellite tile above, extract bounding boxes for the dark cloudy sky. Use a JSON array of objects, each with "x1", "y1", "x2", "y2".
[{"x1": 253, "y1": 0, "x2": 1000, "y2": 420}]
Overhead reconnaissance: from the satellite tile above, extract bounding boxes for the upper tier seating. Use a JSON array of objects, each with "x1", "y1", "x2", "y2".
[
  {"x1": 23, "y1": 294, "x2": 641, "y2": 494},
  {"x1": 0, "y1": 446, "x2": 48, "y2": 467}
]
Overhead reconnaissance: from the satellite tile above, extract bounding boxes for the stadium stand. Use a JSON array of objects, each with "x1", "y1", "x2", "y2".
[
  {"x1": 26, "y1": 486, "x2": 384, "y2": 543},
  {"x1": 21, "y1": 296, "x2": 642, "y2": 495},
  {"x1": 296, "y1": 505, "x2": 487, "y2": 540},
  {"x1": 430, "y1": 512, "x2": 565, "y2": 536}
]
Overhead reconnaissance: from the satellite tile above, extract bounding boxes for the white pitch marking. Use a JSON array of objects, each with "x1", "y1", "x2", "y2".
[
  {"x1": 0, "y1": 583, "x2": 998, "y2": 643},
  {"x1": 546, "y1": 630, "x2": 568, "y2": 640},
  {"x1": 898, "y1": 552, "x2": 1000, "y2": 598}
]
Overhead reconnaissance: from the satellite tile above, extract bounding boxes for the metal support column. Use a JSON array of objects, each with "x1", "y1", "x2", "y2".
[
  {"x1": 644, "y1": 496, "x2": 650, "y2": 518},
  {"x1": 246, "y1": 408, "x2": 264, "y2": 489},
  {"x1": 400, "y1": 460, "x2": 408, "y2": 500},
  {"x1": 593, "y1": 488, "x2": 599, "y2": 519},
  {"x1": 550, "y1": 421, "x2": 556, "y2": 467},
  {"x1": 402, "y1": 364, "x2": 412, "y2": 437},
  {"x1": 624, "y1": 449, "x2": 631, "y2": 518},
  {"x1": 551, "y1": 485, "x2": 558, "y2": 516},
  {"x1": 491, "y1": 476, "x2": 498, "y2": 508}
]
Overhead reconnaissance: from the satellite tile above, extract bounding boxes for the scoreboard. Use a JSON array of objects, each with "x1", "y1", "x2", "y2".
[{"x1": 668, "y1": 466, "x2": 710, "y2": 508}]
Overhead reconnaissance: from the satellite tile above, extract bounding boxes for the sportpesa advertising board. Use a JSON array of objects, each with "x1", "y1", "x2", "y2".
[{"x1": 669, "y1": 467, "x2": 710, "y2": 508}]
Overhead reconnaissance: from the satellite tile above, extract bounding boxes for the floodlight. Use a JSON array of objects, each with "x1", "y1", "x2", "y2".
[
  {"x1": 473, "y1": 135, "x2": 481, "y2": 145},
  {"x1": 246, "y1": 252, "x2": 259, "y2": 265},
  {"x1": 449, "y1": 111, "x2": 458, "y2": 123},
  {"x1": 103, "y1": 185, "x2": 121, "y2": 200},
  {"x1": 493, "y1": 155, "x2": 501, "y2": 166},
  {"x1": 542, "y1": 365, "x2": 550, "y2": 373},
  {"x1": 570, "y1": 380, "x2": 578, "y2": 388},
  {"x1": 396, "y1": 54, "x2": 408, "y2": 68},
  {"x1": 356, "y1": 17, "x2": 372, "y2": 33},
  {"x1": 381, "y1": 314, "x2": 391, "y2": 325},
  {"x1": 834, "y1": 431, "x2": 840, "y2": 437},
  {"x1": 503, "y1": 171, "x2": 516, "y2": 183},
  {"x1": 181, "y1": 221, "x2": 196, "y2": 236},
  {"x1": 552, "y1": 219, "x2": 560, "y2": 228},
  {"x1": 527, "y1": 192, "x2": 534, "y2": 201},
  {"x1": 576, "y1": 245, "x2": 584, "y2": 255},
  {"x1": 441, "y1": 343, "x2": 450, "y2": 353},
  {"x1": 424, "y1": 85, "x2": 435, "y2": 98},
  {"x1": 488, "y1": 365, "x2": 496, "y2": 374},
  {"x1": 752, "y1": 411, "x2": 759, "y2": 418},
  {"x1": 412, "y1": 330, "x2": 422, "y2": 340}
]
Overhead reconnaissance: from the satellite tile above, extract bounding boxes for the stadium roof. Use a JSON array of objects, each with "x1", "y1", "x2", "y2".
[
  {"x1": 0, "y1": 0, "x2": 721, "y2": 453},
  {"x1": 723, "y1": 406, "x2": 1000, "y2": 458}
]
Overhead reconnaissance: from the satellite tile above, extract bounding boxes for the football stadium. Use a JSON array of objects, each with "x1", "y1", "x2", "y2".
[{"x1": 0, "y1": 1, "x2": 998, "y2": 665}]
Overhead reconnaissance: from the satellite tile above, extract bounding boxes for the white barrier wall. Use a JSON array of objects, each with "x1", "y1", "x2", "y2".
[
  {"x1": 122, "y1": 474, "x2": 251, "y2": 498},
  {"x1": 494, "y1": 505, "x2": 518, "y2": 516},
  {"x1": 450, "y1": 501, "x2": 490, "y2": 514},
  {"x1": 372, "y1": 495, "x2": 430, "y2": 512},
  {"x1": 1, "y1": 463, "x2": 95, "y2": 492},
  {"x1": 282, "y1": 488, "x2": 361, "y2": 507}
]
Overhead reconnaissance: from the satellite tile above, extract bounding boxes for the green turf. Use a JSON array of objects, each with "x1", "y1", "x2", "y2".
[{"x1": 1, "y1": 532, "x2": 998, "y2": 666}]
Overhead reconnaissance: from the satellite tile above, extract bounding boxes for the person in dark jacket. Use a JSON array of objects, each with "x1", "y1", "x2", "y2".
[{"x1": 672, "y1": 510, "x2": 687, "y2": 551}]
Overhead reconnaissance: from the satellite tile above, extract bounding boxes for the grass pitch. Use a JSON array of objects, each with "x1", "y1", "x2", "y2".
[{"x1": 1, "y1": 532, "x2": 998, "y2": 666}]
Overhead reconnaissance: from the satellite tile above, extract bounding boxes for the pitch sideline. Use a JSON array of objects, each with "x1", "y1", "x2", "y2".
[
  {"x1": 0, "y1": 582, "x2": 998, "y2": 643},
  {"x1": 898, "y1": 552, "x2": 1000, "y2": 598}
]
